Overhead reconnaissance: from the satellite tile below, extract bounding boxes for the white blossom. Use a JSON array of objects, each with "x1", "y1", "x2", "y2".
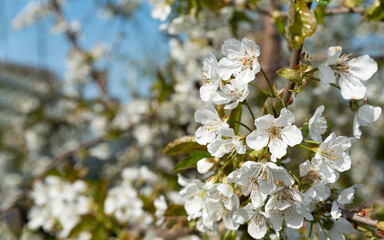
[
  {"x1": 154, "y1": 195, "x2": 168, "y2": 225},
  {"x1": 308, "y1": 105, "x2": 327, "y2": 142},
  {"x1": 246, "y1": 108, "x2": 303, "y2": 162},
  {"x1": 194, "y1": 105, "x2": 229, "y2": 145},
  {"x1": 200, "y1": 53, "x2": 223, "y2": 102},
  {"x1": 311, "y1": 133, "x2": 352, "y2": 183},
  {"x1": 264, "y1": 187, "x2": 310, "y2": 232},
  {"x1": 319, "y1": 46, "x2": 377, "y2": 99},
  {"x1": 211, "y1": 75, "x2": 250, "y2": 109},
  {"x1": 227, "y1": 161, "x2": 294, "y2": 207},
  {"x1": 217, "y1": 38, "x2": 260, "y2": 82},
  {"x1": 331, "y1": 185, "x2": 361, "y2": 220},
  {"x1": 27, "y1": 176, "x2": 91, "y2": 238},
  {"x1": 207, "y1": 128, "x2": 246, "y2": 158},
  {"x1": 233, "y1": 203, "x2": 268, "y2": 239},
  {"x1": 353, "y1": 104, "x2": 382, "y2": 139},
  {"x1": 149, "y1": 0, "x2": 171, "y2": 21},
  {"x1": 178, "y1": 175, "x2": 240, "y2": 232}
]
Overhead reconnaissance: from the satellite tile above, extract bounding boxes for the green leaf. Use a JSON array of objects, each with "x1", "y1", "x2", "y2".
[
  {"x1": 164, "y1": 204, "x2": 187, "y2": 217},
  {"x1": 228, "y1": 104, "x2": 242, "y2": 134},
  {"x1": 316, "y1": 0, "x2": 332, "y2": 6},
  {"x1": 276, "y1": 68, "x2": 302, "y2": 83},
  {"x1": 366, "y1": 0, "x2": 384, "y2": 21},
  {"x1": 173, "y1": 151, "x2": 213, "y2": 171},
  {"x1": 94, "y1": 179, "x2": 108, "y2": 213},
  {"x1": 285, "y1": 0, "x2": 317, "y2": 48},
  {"x1": 164, "y1": 136, "x2": 196, "y2": 155},
  {"x1": 314, "y1": 5, "x2": 327, "y2": 24}
]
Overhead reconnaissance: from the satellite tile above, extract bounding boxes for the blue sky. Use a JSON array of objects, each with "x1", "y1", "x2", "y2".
[{"x1": 0, "y1": 0, "x2": 169, "y2": 101}]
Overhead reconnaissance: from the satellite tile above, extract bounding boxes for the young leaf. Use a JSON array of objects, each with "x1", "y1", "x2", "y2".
[
  {"x1": 173, "y1": 151, "x2": 213, "y2": 171},
  {"x1": 286, "y1": 0, "x2": 317, "y2": 48},
  {"x1": 164, "y1": 136, "x2": 196, "y2": 155},
  {"x1": 276, "y1": 68, "x2": 302, "y2": 83}
]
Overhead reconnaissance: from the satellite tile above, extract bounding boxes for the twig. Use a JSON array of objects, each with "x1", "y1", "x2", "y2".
[
  {"x1": 324, "y1": 204, "x2": 379, "y2": 228},
  {"x1": 282, "y1": 45, "x2": 303, "y2": 107}
]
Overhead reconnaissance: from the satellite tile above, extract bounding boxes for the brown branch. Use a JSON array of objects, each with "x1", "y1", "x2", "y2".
[
  {"x1": 282, "y1": 46, "x2": 303, "y2": 106},
  {"x1": 50, "y1": 0, "x2": 111, "y2": 100},
  {"x1": 324, "y1": 203, "x2": 379, "y2": 228},
  {"x1": 255, "y1": 6, "x2": 367, "y2": 19}
]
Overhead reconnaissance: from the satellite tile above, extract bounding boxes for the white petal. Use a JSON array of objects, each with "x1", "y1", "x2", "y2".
[
  {"x1": 200, "y1": 82, "x2": 217, "y2": 102},
  {"x1": 194, "y1": 105, "x2": 220, "y2": 124},
  {"x1": 246, "y1": 130, "x2": 269, "y2": 150},
  {"x1": 275, "y1": 108, "x2": 295, "y2": 126},
  {"x1": 357, "y1": 104, "x2": 382, "y2": 126},
  {"x1": 281, "y1": 125, "x2": 303, "y2": 147},
  {"x1": 197, "y1": 158, "x2": 214, "y2": 174},
  {"x1": 326, "y1": 46, "x2": 342, "y2": 65},
  {"x1": 217, "y1": 57, "x2": 242, "y2": 80},
  {"x1": 254, "y1": 114, "x2": 274, "y2": 130},
  {"x1": 331, "y1": 201, "x2": 342, "y2": 220},
  {"x1": 299, "y1": 160, "x2": 311, "y2": 177},
  {"x1": 319, "y1": 161, "x2": 339, "y2": 183},
  {"x1": 339, "y1": 75, "x2": 366, "y2": 100},
  {"x1": 353, "y1": 114, "x2": 362, "y2": 139},
  {"x1": 217, "y1": 183, "x2": 233, "y2": 198},
  {"x1": 347, "y1": 55, "x2": 378, "y2": 81},
  {"x1": 284, "y1": 207, "x2": 304, "y2": 229},
  {"x1": 221, "y1": 38, "x2": 244, "y2": 58},
  {"x1": 248, "y1": 215, "x2": 268, "y2": 239},
  {"x1": 233, "y1": 208, "x2": 249, "y2": 224},
  {"x1": 269, "y1": 138, "x2": 287, "y2": 161},
  {"x1": 337, "y1": 185, "x2": 361, "y2": 205},
  {"x1": 319, "y1": 64, "x2": 336, "y2": 85},
  {"x1": 242, "y1": 37, "x2": 260, "y2": 57},
  {"x1": 334, "y1": 217, "x2": 354, "y2": 234}
]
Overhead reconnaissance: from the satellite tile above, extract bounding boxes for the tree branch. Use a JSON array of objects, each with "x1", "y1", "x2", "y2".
[
  {"x1": 50, "y1": 0, "x2": 111, "y2": 100},
  {"x1": 255, "y1": 6, "x2": 367, "y2": 19}
]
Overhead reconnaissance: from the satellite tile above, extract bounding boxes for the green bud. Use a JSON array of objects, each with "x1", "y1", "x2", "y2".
[{"x1": 349, "y1": 99, "x2": 367, "y2": 112}]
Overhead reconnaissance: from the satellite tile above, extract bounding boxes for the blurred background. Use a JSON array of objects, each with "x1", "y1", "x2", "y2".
[{"x1": 0, "y1": 0, "x2": 384, "y2": 239}]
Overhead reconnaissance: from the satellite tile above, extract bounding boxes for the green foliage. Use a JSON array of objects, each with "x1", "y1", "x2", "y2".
[
  {"x1": 366, "y1": 0, "x2": 384, "y2": 21},
  {"x1": 173, "y1": 150, "x2": 213, "y2": 171},
  {"x1": 285, "y1": 0, "x2": 317, "y2": 48},
  {"x1": 164, "y1": 136, "x2": 198, "y2": 155},
  {"x1": 314, "y1": 5, "x2": 327, "y2": 24}
]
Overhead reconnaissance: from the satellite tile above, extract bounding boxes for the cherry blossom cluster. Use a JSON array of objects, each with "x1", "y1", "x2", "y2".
[
  {"x1": 179, "y1": 38, "x2": 382, "y2": 239},
  {"x1": 27, "y1": 176, "x2": 92, "y2": 239}
]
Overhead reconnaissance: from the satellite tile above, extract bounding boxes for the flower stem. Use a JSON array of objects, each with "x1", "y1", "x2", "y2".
[
  {"x1": 298, "y1": 144, "x2": 316, "y2": 152},
  {"x1": 249, "y1": 82, "x2": 270, "y2": 96},
  {"x1": 244, "y1": 101, "x2": 255, "y2": 121},
  {"x1": 289, "y1": 170, "x2": 301, "y2": 187},
  {"x1": 307, "y1": 221, "x2": 313, "y2": 240},
  {"x1": 308, "y1": 77, "x2": 341, "y2": 89},
  {"x1": 227, "y1": 120, "x2": 253, "y2": 132},
  {"x1": 304, "y1": 140, "x2": 320, "y2": 145},
  {"x1": 260, "y1": 67, "x2": 276, "y2": 97}
]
